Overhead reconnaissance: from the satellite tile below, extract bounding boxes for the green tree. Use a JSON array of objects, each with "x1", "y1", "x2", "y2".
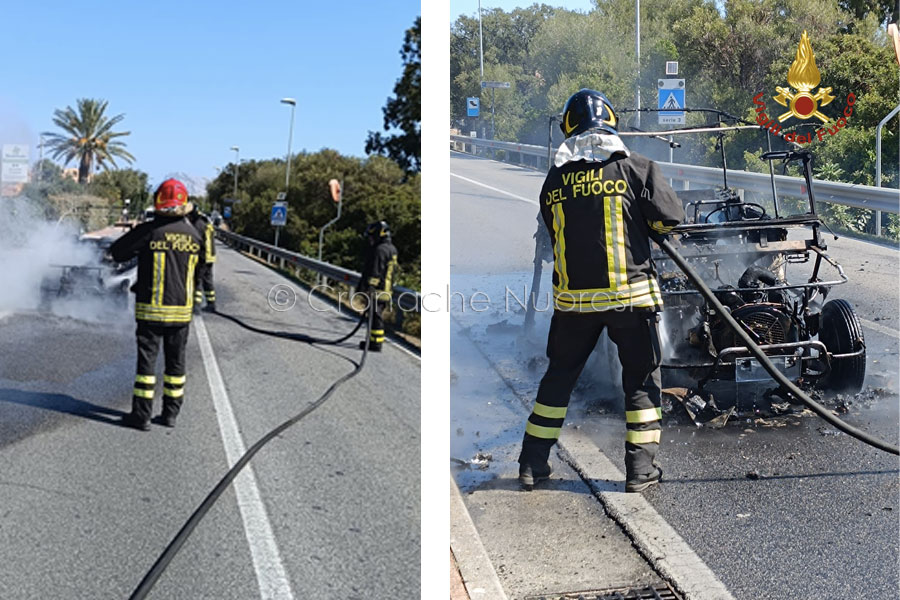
[
  {"x1": 89, "y1": 168, "x2": 150, "y2": 208},
  {"x1": 366, "y1": 17, "x2": 421, "y2": 173},
  {"x1": 207, "y1": 150, "x2": 421, "y2": 289},
  {"x1": 43, "y1": 98, "x2": 135, "y2": 184}
]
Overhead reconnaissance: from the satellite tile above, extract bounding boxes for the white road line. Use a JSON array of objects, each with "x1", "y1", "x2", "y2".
[
  {"x1": 449, "y1": 476, "x2": 509, "y2": 600},
  {"x1": 450, "y1": 172, "x2": 539, "y2": 206},
  {"x1": 559, "y1": 431, "x2": 735, "y2": 600},
  {"x1": 859, "y1": 317, "x2": 899, "y2": 339},
  {"x1": 194, "y1": 315, "x2": 295, "y2": 600}
]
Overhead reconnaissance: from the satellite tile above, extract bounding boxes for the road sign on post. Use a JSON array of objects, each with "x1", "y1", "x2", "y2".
[
  {"x1": 1, "y1": 144, "x2": 29, "y2": 195},
  {"x1": 658, "y1": 79, "x2": 686, "y2": 125},
  {"x1": 467, "y1": 97, "x2": 480, "y2": 117},
  {"x1": 271, "y1": 202, "x2": 287, "y2": 226}
]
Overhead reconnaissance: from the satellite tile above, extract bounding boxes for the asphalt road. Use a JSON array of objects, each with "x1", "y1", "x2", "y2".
[
  {"x1": 450, "y1": 151, "x2": 900, "y2": 600},
  {"x1": 0, "y1": 244, "x2": 420, "y2": 599}
]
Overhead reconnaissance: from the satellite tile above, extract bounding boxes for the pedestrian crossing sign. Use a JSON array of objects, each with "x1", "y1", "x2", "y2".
[
  {"x1": 658, "y1": 79, "x2": 686, "y2": 125},
  {"x1": 270, "y1": 202, "x2": 287, "y2": 227}
]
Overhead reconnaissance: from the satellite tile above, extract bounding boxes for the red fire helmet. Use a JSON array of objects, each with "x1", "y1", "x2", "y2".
[{"x1": 154, "y1": 179, "x2": 189, "y2": 212}]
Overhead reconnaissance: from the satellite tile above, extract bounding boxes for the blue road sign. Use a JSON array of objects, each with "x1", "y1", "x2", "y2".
[
  {"x1": 270, "y1": 202, "x2": 287, "y2": 227},
  {"x1": 467, "y1": 97, "x2": 480, "y2": 117},
  {"x1": 223, "y1": 206, "x2": 232, "y2": 219},
  {"x1": 658, "y1": 79, "x2": 686, "y2": 124}
]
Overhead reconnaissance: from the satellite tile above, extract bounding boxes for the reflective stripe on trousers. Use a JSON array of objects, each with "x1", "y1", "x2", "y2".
[{"x1": 518, "y1": 310, "x2": 662, "y2": 477}]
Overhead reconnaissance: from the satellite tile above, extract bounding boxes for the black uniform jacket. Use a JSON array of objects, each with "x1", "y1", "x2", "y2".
[
  {"x1": 359, "y1": 238, "x2": 399, "y2": 301},
  {"x1": 111, "y1": 216, "x2": 205, "y2": 325},
  {"x1": 188, "y1": 211, "x2": 217, "y2": 264},
  {"x1": 540, "y1": 151, "x2": 684, "y2": 312}
]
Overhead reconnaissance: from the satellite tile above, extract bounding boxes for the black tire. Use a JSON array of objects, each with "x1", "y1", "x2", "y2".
[{"x1": 818, "y1": 299, "x2": 866, "y2": 392}]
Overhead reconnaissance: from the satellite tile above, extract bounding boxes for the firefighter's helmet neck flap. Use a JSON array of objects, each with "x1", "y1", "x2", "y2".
[{"x1": 556, "y1": 89, "x2": 629, "y2": 167}]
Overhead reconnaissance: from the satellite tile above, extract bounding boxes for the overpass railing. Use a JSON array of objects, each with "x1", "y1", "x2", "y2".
[
  {"x1": 216, "y1": 228, "x2": 421, "y2": 313},
  {"x1": 450, "y1": 135, "x2": 899, "y2": 223}
]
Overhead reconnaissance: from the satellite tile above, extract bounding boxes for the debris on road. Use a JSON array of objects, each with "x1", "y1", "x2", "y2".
[
  {"x1": 817, "y1": 427, "x2": 843, "y2": 437},
  {"x1": 663, "y1": 387, "x2": 735, "y2": 427},
  {"x1": 451, "y1": 452, "x2": 494, "y2": 470}
]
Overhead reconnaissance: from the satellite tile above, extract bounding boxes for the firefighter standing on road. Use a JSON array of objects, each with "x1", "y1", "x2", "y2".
[
  {"x1": 111, "y1": 178, "x2": 205, "y2": 430},
  {"x1": 518, "y1": 89, "x2": 685, "y2": 493},
  {"x1": 188, "y1": 205, "x2": 217, "y2": 312},
  {"x1": 358, "y1": 221, "x2": 399, "y2": 352}
]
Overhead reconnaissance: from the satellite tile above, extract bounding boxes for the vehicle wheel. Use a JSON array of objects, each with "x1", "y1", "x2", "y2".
[{"x1": 818, "y1": 299, "x2": 865, "y2": 392}]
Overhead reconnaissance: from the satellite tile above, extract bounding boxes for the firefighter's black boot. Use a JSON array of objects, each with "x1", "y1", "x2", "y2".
[
  {"x1": 202, "y1": 301, "x2": 216, "y2": 313},
  {"x1": 154, "y1": 409, "x2": 178, "y2": 428},
  {"x1": 625, "y1": 465, "x2": 663, "y2": 493},
  {"x1": 518, "y1": 433, "x2": 554, "y2": 490},
  {"x1": 359, "y1": 340, "x2": 383, "y2": 352},
  {"x1": 518, "y1": 462, "x2": 552, "y2": 491},
  {"x1": 122, "y1": 397, "x2": 152, "y2": 431}
]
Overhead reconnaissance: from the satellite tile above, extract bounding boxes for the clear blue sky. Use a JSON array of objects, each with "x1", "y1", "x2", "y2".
[
  {"x1": 451, "y1": 0, "x2": 596, "y2": 22},
  {"x1": 0, "y1": 0, "x2": 420, "y2": 189}
]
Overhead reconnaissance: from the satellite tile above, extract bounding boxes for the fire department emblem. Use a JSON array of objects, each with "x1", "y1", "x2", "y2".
[{"x1": 773, "y1": 31, "x2": 835, "y2": 124}]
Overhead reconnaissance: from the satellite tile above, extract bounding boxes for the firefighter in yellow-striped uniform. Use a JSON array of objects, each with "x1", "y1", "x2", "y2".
[
  {"x1": 358, "y1": 221, "x2": 398, "y2": 352},
  {"x1": 111, "y1": 179, "x2": 205, "y2": 430},
  {"x1": 188, "y1": 206, "x2": 217, "y2": 312},
  {"x1": 518, "y1": 89, "x2": 684, "y2": 493}
]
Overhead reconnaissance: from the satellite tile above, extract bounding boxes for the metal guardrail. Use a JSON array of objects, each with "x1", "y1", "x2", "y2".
[
  {"x1": 216, "y1": 228, "x2": 421, "y2": 313},
  {"x1": 450, "y1": 135, "x2": 900, "y2": 214}
]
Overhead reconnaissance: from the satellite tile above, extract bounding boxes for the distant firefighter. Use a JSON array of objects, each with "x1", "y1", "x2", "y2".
[
  {"x1": 110, "y1": 178, "x2": 204, "y2": 430},
  {"x1": 358, "y1": 220, "x2": 399, "y2": 352},
  {"x1": 188, "y1": 205, "x2": 217, "y2": 312}
]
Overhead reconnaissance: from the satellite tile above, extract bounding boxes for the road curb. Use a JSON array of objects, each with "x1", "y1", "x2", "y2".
[
  {"x1": 453, "y1": 316, "x2": 732, "y2": 599},
  {"x1": 449, "y1": 476, "x2": 508, "y2": 600},
  {"x1": 558, "y1": 431, "x2": 736, "y2": 600}
]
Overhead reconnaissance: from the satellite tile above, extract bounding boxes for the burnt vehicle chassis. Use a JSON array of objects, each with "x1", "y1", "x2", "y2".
[
  {"x1": 39, "y1": 233, "x2": 136, "y2": 309},
  {"x1": 525, "y1": 115, "x2": 867, "y2": 397},
  {"x1": 652, "y1": 149, "x2": 866, "y2": 394}
]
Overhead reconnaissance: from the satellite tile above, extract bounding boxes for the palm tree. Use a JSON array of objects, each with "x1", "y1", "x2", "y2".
[{"x1": 43, "y1": 98, "x2": 135, "y2": 184}]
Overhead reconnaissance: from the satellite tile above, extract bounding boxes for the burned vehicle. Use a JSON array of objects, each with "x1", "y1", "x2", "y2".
[
  {"x1": 40, "y1": 224, "x2": 137, "y2": 309},
  {"x1": 652, "y1": 146, "x2": 865, "y2": 394}
]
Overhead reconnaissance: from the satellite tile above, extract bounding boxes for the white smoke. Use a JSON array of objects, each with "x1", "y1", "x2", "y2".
[{"x1": 0, "y1": 195, "x2": 128, "y2": 323}]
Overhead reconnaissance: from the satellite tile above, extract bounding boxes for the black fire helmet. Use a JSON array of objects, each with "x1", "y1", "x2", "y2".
[
  {"x1": 364, "y1": 220, "x2": 390, "y2": 239},
  {"x1": 560, "y1": 89, "x2": 619, "y2": 139}
]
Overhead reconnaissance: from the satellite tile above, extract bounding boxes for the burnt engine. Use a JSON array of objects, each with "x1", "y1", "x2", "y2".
[
  {"x1": 706, "y1": 265, "x2": 798, "y2": 351},
  {"x1": 710, "y1": 303, "x2": 798, "y2": 352}
]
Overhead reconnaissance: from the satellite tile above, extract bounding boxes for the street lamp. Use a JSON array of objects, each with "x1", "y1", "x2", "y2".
[
  {"x1": 275, "y1": 98, "x2": 296, "y2": 248},
  {"x1": 478, "y1": 0, "x2": 484, "y2": 78},
  {"x1": 635, "y1": 0, "x2": 641, "y2": 129},
  {"x1": 230, "y1": 146, "x2": 239, "y2": 200},
  {"x1": 280, "y1": 98, "x2": 296, "y2": 191}
]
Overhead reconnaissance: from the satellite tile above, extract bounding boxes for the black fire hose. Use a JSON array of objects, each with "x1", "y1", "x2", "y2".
[
  {"x1": 212, "y1": 308, "x2": 366, "y2": 346},
  {"x1": 654, "y1": 235, "x2": 898, "y2": 455},
  {"x1": 128, "y1": 299, "x2": 377, "y2": 599}
]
